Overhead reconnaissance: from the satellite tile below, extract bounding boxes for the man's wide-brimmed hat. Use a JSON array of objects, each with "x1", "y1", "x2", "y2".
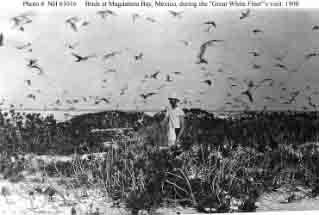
[{"x1": 168, "y1": 92, "x2": 180, "y2": 101}]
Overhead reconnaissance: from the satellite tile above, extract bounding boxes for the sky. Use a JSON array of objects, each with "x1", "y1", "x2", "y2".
[{"x1": 1, "y1": 6, "x2": 319, "y2": 120}]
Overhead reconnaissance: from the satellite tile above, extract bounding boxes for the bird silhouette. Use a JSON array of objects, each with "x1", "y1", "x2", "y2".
[
  {"x1": 120, "y1": 84, "x2": 128, "y2": 95},
  {"x1": 242, "y1": 90, "x2": 254, "y2": 103},
  {"x1": 26, "y1": 58, "x2": 43, "y2": 75},
  {"x1": 104, "y1": 68, "x2": 117, "y2": 73},
  {"x1": 25, "y1": 80, "x2": 31, "y2": 86},
  {"x1": 179, "y1": 40, "x2": 191, "y2": 46},
  {"x1": 168, "y1": 10, "x2": 183, "y2": 18},
  {"x1": 166, "y1": 74, "x2": 173, "y2": 82},
  {"x1": 248, "y1": 51, "x2": 260, "y2": 57},
  {"x1": 97, "y1": 10, "x2": 117, "y2": 18},
  {"x1": 252, "y1": 29, "x2": 263, "y2": 34},
  {"x1": 66, "y1": 42, "x2": 79, "y2": 50},
  {"x1": 259, "y1": 78, "x2": 274, "y2": 87},
  {"x1": 307, "y1": 96, "x2": 317, "y2": 109},
  {"x1": 100, "y1": 98, "x2": 110, "y2": 103},
  {"x1": 252, "y1": 64, "x2": 262, "y2": 69},
  {"x1": 196, "y1": 39, "x2": 223, "y2": 64},
  {"x1": 240, "y1": 9, "x2": 250, "y2": 20},
  {"x1": 263, "y1": 96, "x2": 276, "y2": 102},
  {"x1": 11, "y1": 13, "x2": 33, "y2": 31},
  {"x1": 65, "y1": 17, "x2": 89, "y2": 31},
  {"x1": 145, "y1": 17, "x2": 157, "y2": 23},
  {"x1": 273, "y1": 50, "x2": 288, "y2": 62},
  {"x1": 134, "y1": 53, "x2": 143, "y2": 61},
  {"x1": 132, "y1": 13, "x2": 141, "y2": 23},
  {"x1": 27, "y1": 94, "x2": 36, "y2": 100},
  {"x1": 150, "y1": 71, "x2": 160, "y2": 79},
  {"x1": 274, "y1": 63, "x2": 288, "y2": 71},
  {"x1": 305, "y1": 52, "x2": 318, "y2": 60},
  {"x1": 71, "y1": 53, "x2": 96, "y2": 62},
  {"x1": 0, "y1": 33, "x2": 4, "y2": 47},
  {"x1": 16, "y1": 42, "x2": 32, "y2": 50},
  {"x1": 202, "y1": 79, "x2": 213, "y2": 86},
  {"x1": 103, "y1": 51, "x2": 121, "y2": 61},
  {"x1": 140, "y1": 92, "x2": 156, "y2": 100},
  {"x1": 312, "y1": 25, "x2": 319, "y2": 31},
  {"x1": 288, "y1": 90, "x2": 300, "y2": 103},
  {"x1": 203, "y1": 21, "x2": 216, "y2": 32},
  {"x1": 65, "y1": 16, "x2": 81, "y2": 31}
]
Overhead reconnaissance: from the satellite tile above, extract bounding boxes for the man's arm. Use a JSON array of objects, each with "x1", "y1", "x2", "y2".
[
  {"x1": 160, "y1": 107, "x2": 169, "y2": 127},
  {"x1": 176, "y1": 115, "x2": 185, "y2": 142}
]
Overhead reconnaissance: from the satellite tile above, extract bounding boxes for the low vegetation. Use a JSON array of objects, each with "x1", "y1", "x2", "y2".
[{"x1": 1, "y1": 109, "x2": 319, "y2": 214}]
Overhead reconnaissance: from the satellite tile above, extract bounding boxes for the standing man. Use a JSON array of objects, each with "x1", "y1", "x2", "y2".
[{"x1": 162, "y1": 93, "x2": 185, "y2": 147}]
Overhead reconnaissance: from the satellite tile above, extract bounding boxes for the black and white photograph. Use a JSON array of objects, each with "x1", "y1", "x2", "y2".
[{"x1": 1, "y1": 1, "x2": 319, "y2": 214}]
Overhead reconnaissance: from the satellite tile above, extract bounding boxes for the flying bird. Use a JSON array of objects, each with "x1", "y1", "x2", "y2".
[
  {"x1": 25, "y1": 80, "x2": 31, "y2": 86},
  {"x1": 71, "y1": 53, "x2": 96, "y2": 62},
  {"x1": 242, "y1": 90, "x2": 253, "y2": 103},
  {"x1": 97, "y1": 10, "x2": 117, "y2": 18},
  {"x1": 145, "y1": 17, "x2": 157, "y2": 23},
  {"x1": 150, "y1": 71, "x2": 160, "y2": 79},
  {"x1": 103, "y1": 51, "x2": 121, "y2": 61},
  {"x1": 240, "y1": 9, "x2": 250, "y2": 20},
  {"x1": 65, "y1": 17, "x2": 89, "y2": 31},
  {"x1": 11, "y1": 13, "x2": 33, "y2": 31},
  {"x1": 16, "y1": 42, "x2": 32, "y2": 50},
  {"x1": 312, "y1": 25, "x2": 319, "y2": 31},
  {"x1": 263, "y1": 96, "x2": 276, "y2": 102},
  {"x1": 104, "y1": 68, "x2": 117, "y2": 73},
  {"x1": 0, "y1": 33, "x2": 4, "y2": 47},
  {"x1": 305, "y1": 52, "x2": 319, "y2": 60},
  {"x1": 27, "y1": 94, "x2": 36, "y2": 100},
  {"x1": 259, "y1": 78, "x2": 274, "y2": 87},
  {"x1": 202, "y1": 79, "x2": 213, "y2": 86},
  {"x1": 252, "y1": 64, "x2": 261, "y2": 69},
  {"x1": 26, "y1": 58, "x2": 43, "y2": 75},
  {"x1": 132, "y1": 13, "x2": 141, "y2": 23},
  {"x1": 196, "y1": 39, "x2": 223, "y2": 64},
  {"x1": 100, "y1": 98, "x2": 110, "y2": 103},
  {"x1": 65, "y1": 16, "x2": 80, "y2": 31},
  {"x1": 252, "y1": 29, "x2": 263, "y2": 34},
  {"x1": 179, "y1": 40, "x2": 191, "y2": 46},
  {"x1": 273, "y1": 50, "x2": 288, "y2": 62},
  {"x1": 274, "y1": 63, "x2": 288, "y2": 71},
  {"x1": 168, "y1": 10, "x2": 183, "y2": 18},
  {"x1": 203, "y1": 21, "x2": 216, "y2": 32},
  {"x1": 248, "y1": 51, "x2": 260, "y2": 57},
  {"x1": 66, "y1": 42, "x2": 79, "y2": 50},
  {"x1": 288, "y1": 90, "x2": 300, "y2": 103},
  {"x1": 166, "y1": 74, "x2": 173, "y2": 82},
  {"x1": 307, "y1": 96, "x2": 317, "y2": 109},
  {"x1": 120, "y1": 84, "x2": 128, "y2": 95},
  {"x1": 140, "y1": 92, "x2": 156, "y2": 100},
  {"x1": 134, "y1": 52, "x2": 143, "y2": 61}
]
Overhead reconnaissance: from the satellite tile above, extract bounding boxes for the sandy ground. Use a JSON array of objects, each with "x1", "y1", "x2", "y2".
[
  {"x1": 0, "y1": 174, "x2": 198, "y2": 215},
  {"x1": 1, "y1": 153, "x2": 318, "y2": 215},
  {"x1": 1, "y1": 176, "x2": 319, "y2": 215}
]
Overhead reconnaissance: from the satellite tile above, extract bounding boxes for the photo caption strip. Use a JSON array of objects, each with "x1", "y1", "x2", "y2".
[{"x1": 20, "y1": 0, "x2": 303, "y2": 9}]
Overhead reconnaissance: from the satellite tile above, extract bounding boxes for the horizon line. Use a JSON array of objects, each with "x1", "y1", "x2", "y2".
[{"x1": 0, "y1": 108, "x2": 318, "y2": 113}]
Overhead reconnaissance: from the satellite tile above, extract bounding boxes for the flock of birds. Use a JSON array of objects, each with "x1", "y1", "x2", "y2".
[{"x1": 1, "y1": 9, "x2": 319, "y2": 116}]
